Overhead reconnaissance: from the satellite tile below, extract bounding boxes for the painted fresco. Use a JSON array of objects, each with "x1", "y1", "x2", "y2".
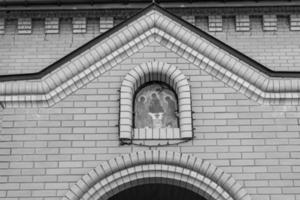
[{"x1": 134, "y1": 83, "x2": 178, "y2": 128}]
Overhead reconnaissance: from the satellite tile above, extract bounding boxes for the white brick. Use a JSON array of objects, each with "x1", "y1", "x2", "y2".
[
  {"x1": 182, "y1": 16, "x2": 195, "y2": 26},
  {"x1": 263, "y1": 15, "x2": 277, "y2": 31},
  {"x1": 0, "y1": 18, "x2": 4, "y2": 34},
  {"x1": 99, "y1": 17, "x2": 114, "y2": 33},
  {"x1": 72, "y1": 17, "x2": 86, "y2": 33},
  {"x1": 18, "y1": 18, "x2": 32, "y2": 34},
  {"x1": 236, "y1": 15, "x2": 250, "y2": 31},
  {"x1": 290, "y1": 14, "x2": 300, "y2": 31},
  {"x1": 208, "y1": 15, "x2": 222, "y2": 32},
  {"x1": 45, "y1": 17, "x2": 59, "y2": 34}
]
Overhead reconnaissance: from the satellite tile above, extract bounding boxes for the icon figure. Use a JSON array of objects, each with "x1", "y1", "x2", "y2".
[
  {"x1": 163, "y1": 96, "x2": 178, "y2": 127},
  {"x1": 135, "y1": 96, "x2": 152, "y2": 128},
  {"x1": 148, "y1": 93, "x2": 164, "y2": 128}
]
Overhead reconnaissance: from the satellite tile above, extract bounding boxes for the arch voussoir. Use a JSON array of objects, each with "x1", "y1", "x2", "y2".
[{"x1": 62, "y1": 150, "x2": 251, "y2": 200}]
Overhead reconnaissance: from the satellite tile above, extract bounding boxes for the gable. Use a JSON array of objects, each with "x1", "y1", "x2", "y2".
[{"x1": 0, "y1": 3, "x2": 300, "y2": 107}]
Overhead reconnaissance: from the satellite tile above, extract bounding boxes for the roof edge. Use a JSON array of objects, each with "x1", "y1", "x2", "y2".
[{"x1": 0, "y1": 2, "x2": 299, "y2": 82}]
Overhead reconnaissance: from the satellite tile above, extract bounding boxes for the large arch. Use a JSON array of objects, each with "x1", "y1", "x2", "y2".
[{"x1": 62, "y1": 150, "x2": 251, "y2": 200}]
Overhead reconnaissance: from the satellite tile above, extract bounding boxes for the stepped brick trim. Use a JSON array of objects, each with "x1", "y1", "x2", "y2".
[
  {"x1": 99, "y1": 17, "x2": 114, "y2": 33},
  {"x1": 235, "y1": 15, "x2": 250, "y2": 32},
  {"x1": 0, "y1": 18, "x2": 4, "y2": 34},
  {"x1": 72, "y1": 17, "x2": 86, "y2": 33},
  {"x1": 62, "y1": 150, "x2": 251, "y2": 200},
  {"x1": 17, "y1": 18, "x2": 32, "y2": 34},
  {"x1": 290, "y1": 14, "x2": 300, "y2": 31},
  {"x1": 1, "y1": 4, "x2": 300, "y2": 107},
  {"x1": 45, "y1": 17, "x2": 59, "y2": 34},
  {"x1": 208, "y1": 15, "x2": 223, "y2": 32},
  {"x1": 263, "y1": 15, "x2": 277, "y2": 31},
  {"x1": 119, "y1": 61, "x2": 192, "y2": 139}
]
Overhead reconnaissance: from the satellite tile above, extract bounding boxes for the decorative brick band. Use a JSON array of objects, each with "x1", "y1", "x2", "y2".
[
  {"x1": 1, "y1": 5, "x2": 300, "y2": 107},
  {"x1": 119, "y1": 61, "x2": 192, "y2": 139},
  {"x1": 0, "y1": 18, "x2": 4, "y2": 34},
  {"x1": 235, "y1": 15, "x2": 250, "y2": 32},
  {"x1": 17, "y1": 18, "x2": 31, "y2": 34},
  {"x1": 208, "y1": 15, "x2": 223, "y2": 32},
  {"x1": 263, "y1": 15, "x2": 277, "y2": 31},
  {"x1": 72, "y1": 17, "x2": 86, "y2": 33},
  {"x1": 290, "y1": 14, "x2": 300, "y2": 31},
  {"x1": 45, "y1": 17, "x2": 59, "y2": 34},
  {"x1": 62, "y1": 150, "x2": 251, "y2": 200}
]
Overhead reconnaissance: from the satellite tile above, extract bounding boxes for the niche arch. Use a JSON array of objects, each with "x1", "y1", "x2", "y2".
[
  {"x1": 119, "y1": 61, "x2": 193, "y2": 140},
  {"x1": 62, "y1": 150, "x2": 252, "y2": 200}
]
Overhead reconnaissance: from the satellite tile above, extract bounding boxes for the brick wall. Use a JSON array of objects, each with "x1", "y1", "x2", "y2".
[
  {"x1": 0, "y1": 18, "x2": 99, "y2": 75},
  {"x1": 0, "y1": 42, "x2": 299, "y2": 200},
  {"x1": 1, "y1": 15, "x2": 300, "y2": 75}
]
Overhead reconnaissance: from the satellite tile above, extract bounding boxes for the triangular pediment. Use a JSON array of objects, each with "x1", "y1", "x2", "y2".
[{"x1": 1, "y1": 3, "x2": 300, "y2": 107}]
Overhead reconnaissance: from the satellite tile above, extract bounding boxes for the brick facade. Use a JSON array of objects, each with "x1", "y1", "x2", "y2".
[{"x1": 0, "y1": 4, "x2": 300, "y2": 200}]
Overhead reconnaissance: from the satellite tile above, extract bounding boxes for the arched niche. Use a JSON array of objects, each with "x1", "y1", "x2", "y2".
[{"x1": 119, "y1": 61, "x2": 193, "y2": 140}]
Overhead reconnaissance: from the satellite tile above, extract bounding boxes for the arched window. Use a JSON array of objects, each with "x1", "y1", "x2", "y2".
[{"x1": 134, "y1": 82, "x2": 179, "y2": 129}]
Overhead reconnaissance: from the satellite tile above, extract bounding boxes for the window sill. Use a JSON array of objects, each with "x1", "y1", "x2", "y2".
[{"x1": 133, "y1": 127, "x2": 180, "y2": 139}]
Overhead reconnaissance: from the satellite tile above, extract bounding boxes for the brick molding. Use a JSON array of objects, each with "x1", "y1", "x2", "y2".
[
  {"x1": 0, "y1": 18, "x2": 4, "y2": 34},
  {"x1": 1, "y1": 6, "x2": 300, "y2": 107},
  {"x1": 119, "y1": 61, "x2": 192, "y2": 139},
  {"x1": 235, "y1": 15, "x2": 250, "y2": 32},
  {"x1": 263, "y1": 15, "x2": 277, "y2": 31},
  {"x1": 17, "y1": 18, "x2": 32, "y2": 34},
  {"x1": 208, "y1": 15, "x2": 223, "y2": 32},
  {"x1": 62, "y1": 150, "x2": 251, "y2": 200},
  {"x1": 72, "y1": 17, "x2": 86, "y2": 33},
  {"x1": 45, "y1": 17, "x2": 59, "y2": 34}
]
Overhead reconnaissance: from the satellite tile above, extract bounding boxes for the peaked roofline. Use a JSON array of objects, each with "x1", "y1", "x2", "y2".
[
  {"x1": 1, "y1": 2, "x2": 300, "y2": 107},
  {"x1": 0, "y1": 2, "x2": 299, "y2": 83}
]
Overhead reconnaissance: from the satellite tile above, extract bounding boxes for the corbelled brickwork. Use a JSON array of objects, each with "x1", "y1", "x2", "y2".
[
  {"x1": 1, "y1": 13, "x2": 300, "y2": 74},
  {"x1": 17, "y1": 18, "x2": 32, "y2": 34},
  {"x1": 45, "y1": 18, "x2": 60, "y2": 34},
  {"x1": 235, "y1": 15, "x2": 250, "y2": 32}
]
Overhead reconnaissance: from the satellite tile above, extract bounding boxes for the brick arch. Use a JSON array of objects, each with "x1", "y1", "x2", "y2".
[
  {"x1": 119, "y1": 61, "x2": 192, "y2": 140},
  {"x1": 62, "y1": 150, "x2": 251, "y2": 200}
]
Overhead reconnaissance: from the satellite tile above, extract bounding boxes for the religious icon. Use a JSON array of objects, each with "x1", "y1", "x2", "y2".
[
  {"x1": 148, "y1": 93, "x2": 164, "y2": 128},
  {"x1": 134, "y1": 83, "x2": 178, "y2": 129}
]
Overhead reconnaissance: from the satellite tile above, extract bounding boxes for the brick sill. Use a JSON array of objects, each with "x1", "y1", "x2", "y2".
[{"x1": 133, "y1": 127, "x2": 180, "y2": 139}]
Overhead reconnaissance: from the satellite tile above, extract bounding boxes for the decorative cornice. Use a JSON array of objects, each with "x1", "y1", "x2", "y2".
[
  {"x1": 62, "y1": 150, "x2": 251, "y2": 200},
  {"x1": 1, "y1": 4, "x2": 300, "y2": 107}
]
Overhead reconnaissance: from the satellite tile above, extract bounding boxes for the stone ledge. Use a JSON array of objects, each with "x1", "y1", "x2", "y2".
[{"x1": 133, "y1": 127, "x2": 180, "y2": 139}]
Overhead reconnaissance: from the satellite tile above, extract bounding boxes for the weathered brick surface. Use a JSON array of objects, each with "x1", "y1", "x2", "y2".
[{"x1": 0, "y1": 42, "x2": 299, "y2": 200}]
